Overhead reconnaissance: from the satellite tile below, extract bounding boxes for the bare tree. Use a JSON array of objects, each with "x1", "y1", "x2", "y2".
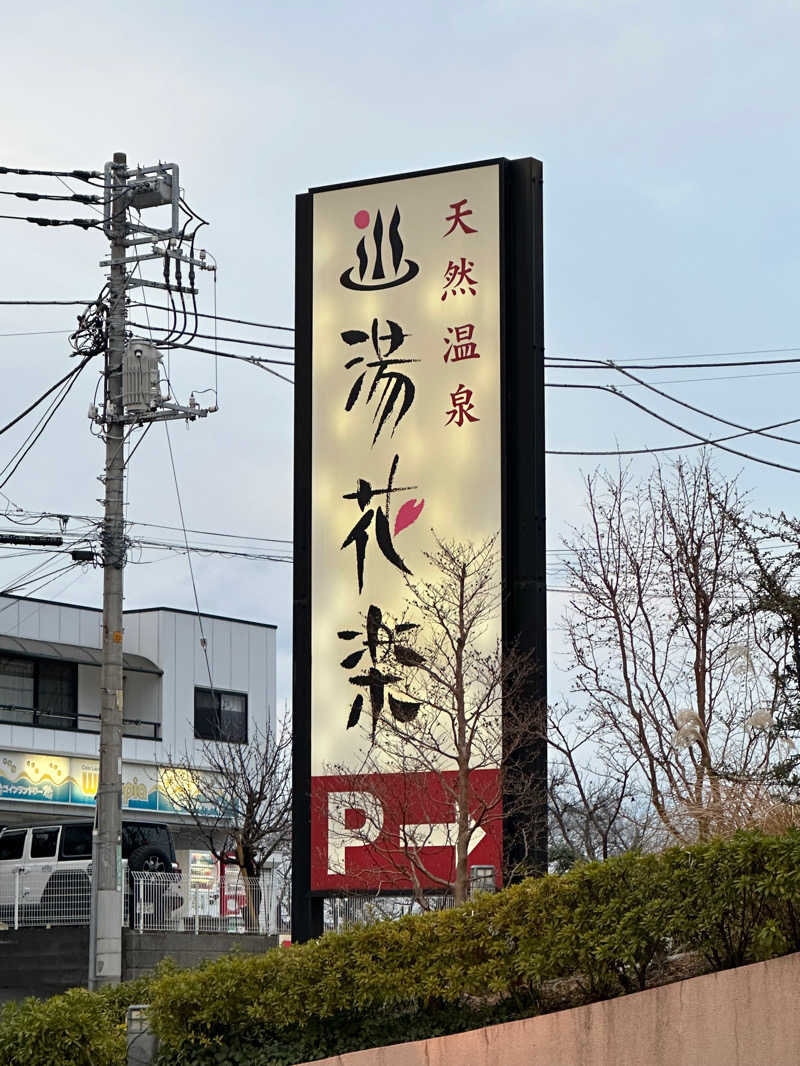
[
  {"x1": 547, "y1": 703, "x2": 662, "y2": 870},
  {"x1": 327, "y1": 535, "x2": 545, "y2": 907},
  {"x1": 161, "y1": 717, "x2": 292, "y2": 927},
  {"x1": 562, "y1": 453, "x2": 788, "y2": 842}
]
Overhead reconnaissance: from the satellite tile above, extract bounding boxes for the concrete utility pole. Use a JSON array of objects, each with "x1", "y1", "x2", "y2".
[
  {"x1": 88, "y1": 154, "x2": 216, "y2": 988},
  {"x1": 91, "y1": 151, "x2": 128, "y2": 987}
]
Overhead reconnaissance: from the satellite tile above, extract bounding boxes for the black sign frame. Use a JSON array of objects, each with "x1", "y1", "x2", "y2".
[{"x1": 292, "y1": 157, "x2": 545, "y2": 942}]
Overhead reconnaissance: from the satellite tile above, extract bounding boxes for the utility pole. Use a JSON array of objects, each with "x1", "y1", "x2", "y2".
[
  {"x1": 90, "y1": 152, "x2": 127, "y2": 988},
  {"x1": 88, "y1": 154, "x2": 216, "y2": 988}
]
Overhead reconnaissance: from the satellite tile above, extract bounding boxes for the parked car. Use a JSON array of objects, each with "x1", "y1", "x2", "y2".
[{"x1": 0, "y1": 818, "x2": 182, "y2": 924}]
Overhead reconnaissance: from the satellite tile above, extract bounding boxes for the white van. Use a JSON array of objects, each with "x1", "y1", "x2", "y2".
[{"x1": 0, "y1": 819, "x2": 181, "y2": 923}]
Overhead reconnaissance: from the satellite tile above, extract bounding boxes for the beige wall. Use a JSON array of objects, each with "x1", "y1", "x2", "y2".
[{"x1": 302, "y1": 951, "x2": 800, "y2": 1066}]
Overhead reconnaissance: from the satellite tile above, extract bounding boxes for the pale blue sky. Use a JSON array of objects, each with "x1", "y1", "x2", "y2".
[{"x1": 1, "y1": 0, "x2": 800, "y2": 706}]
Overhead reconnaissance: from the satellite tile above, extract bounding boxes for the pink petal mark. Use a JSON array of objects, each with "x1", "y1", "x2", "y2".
[
  {"x1": 395, "y1": 498, "x2": 424, "y2": 536},
  {"x1": 354, "y1": 209, "x2": 370, "y2": 229}
]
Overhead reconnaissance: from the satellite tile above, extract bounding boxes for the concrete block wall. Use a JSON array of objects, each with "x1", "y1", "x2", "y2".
[
  {"x1": 0, "y1": 926, "x2": 89, "y2": 1003},
  {"x1": 0, "y1": 927, "x2": 276, "y2": 1002},
  {"x1": 122, "y1": 929, "x2": 276, "y2": 981}
]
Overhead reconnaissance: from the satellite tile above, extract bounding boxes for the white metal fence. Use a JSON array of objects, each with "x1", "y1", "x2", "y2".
[
  {"x1": 0, "y1": 867, "x2": 120, "y2": 928},
  {"x1": 324, "y1": 894, "x2": 456, "y2": 932},
  {"x1": 0, "y1": 866, "x2": 279, "y2": 934},
  {"x1": 129, "y1": 870, "x2": 277, "y2": 934},
  {"x1": 0, "y1": 866, "x2": 466, "y2": 937}
]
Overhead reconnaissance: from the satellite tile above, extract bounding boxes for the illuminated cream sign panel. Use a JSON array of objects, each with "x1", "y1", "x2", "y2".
[{"x1": 311, "y1": 164, "x2": 502, "y2": 773}]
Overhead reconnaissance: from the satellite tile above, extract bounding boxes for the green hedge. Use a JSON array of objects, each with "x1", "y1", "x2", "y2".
[
  {"x1": 0, "y1": 974, "x2": 155, "y2": 1066},
  {"x1": 148, "y1": 831, "x2": 800, "y2": 1065},
  {"x1": 5, "y1": 830, "x2": 800, "y2": 1066}
]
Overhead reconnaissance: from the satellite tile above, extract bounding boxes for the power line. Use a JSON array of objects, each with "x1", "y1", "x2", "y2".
[
  {"x1": 129, "y1": 303, "x2": 294, "y2": 333},
  {"x1": 0, "y1": 507, "x2": 294, "y2": 546},
  {"x1": 0, "y1": 214, "x2": 102, "y2": 230},
  {"x1": 545, "y1": 383, "x2": 800, "y2": 471},
  {"x1": 0, "y1": 358, "x2": 92, "y2": 490},
  {"x1": 53, "y1": 175, "x2": 105, "y2": 216},
  {"x1": 0, "y1": 356, "x2": 93, "y2": 440},
  {"x1": 158, "y1": 340, "x2": 294, "y2": 370},
  {"x1": 0, "y1": 189, "x2": 101, "y2": 205},
  {"x1": 0, "y1": 329, "x2": 71, "y2": 338},
  {"x1": 163, "y1": 423, "x2": 215, "y2": 689},
  {"x1": 549, "y1": 344, "x2": 800, "y2": 365},
  {"x1": 605, "y1": 368, "x2": 800, "y2": 389},
  {"x1": 0, "y1": 163, "x2": 103, "y2": 178},
  {"x1": 603, "y1": 362, "x2": 800, "y2": 448},
  {"x1": 128, "y1": 322, "x2": 294, "y2": 353},
  {"x1": 545, "y1": 354, "x2": 800, "y2": 372},
  {"x1": 126, "y1": 519, "x2": 291, "y2": 544},
  {"x1": 0, "y1": 300, "x2": 97, "y2": 306},
  {"x1": 131, "y1": 538, "x2": 292, "y2": 562},
  {"x1": 150, "y1": 336, "x2": 294, "y2": 380}
]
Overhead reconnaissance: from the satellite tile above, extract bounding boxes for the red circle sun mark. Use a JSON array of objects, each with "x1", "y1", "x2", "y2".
[{"x1": 354, "y1": 209, "x2": 370, "y2": 229}]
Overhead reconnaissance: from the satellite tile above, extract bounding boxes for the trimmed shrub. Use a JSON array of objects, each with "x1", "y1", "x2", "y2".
[
  {"x1": 7, "y1": 830, "x2": 800, "y2": 1066},
  {"x1": 0, "y1": 971, "x2": 155, "y2": 1066},
  {"x1": 0, "y1": 987, "x2": 125, "y2": 1066},
  {"x1": 664, "y1": 832, "x2": 787, "y2": 968}
]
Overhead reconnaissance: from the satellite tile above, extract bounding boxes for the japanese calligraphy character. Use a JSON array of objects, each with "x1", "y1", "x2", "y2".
[
  {"x1": 338, "y1": 604, "x2": 424, "y2": 739},
  {"x1": 443, "y1": 323, "x2": 481, "y2": 363},
  {"x1": 341, "y1": 318, "x2": 418, "y2": 444},
  {"x1": 443, "y1": 198, "x2": 478, "y2": 237},
  {"x1": 341, "y1": 454, "x2": 422, "y2": 593},
  {"x1": 340, "y1": 206, "x2": 420, "y2": 290},
  {"x1": 445, "y1": 384, "x2": 479, "y2": 427},
  {"x1": 441, "y1": 258, "x2": 477, "y2": 301}
]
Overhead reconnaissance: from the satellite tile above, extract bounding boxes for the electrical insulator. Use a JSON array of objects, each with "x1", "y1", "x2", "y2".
[{"x1": 123, "y1": 338, "x2": 164, "y2": 414}]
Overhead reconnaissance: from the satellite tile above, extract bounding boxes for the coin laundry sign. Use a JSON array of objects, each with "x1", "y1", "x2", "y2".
[
  {"x1": 294, "y1": 159, "x2": 546, "y2": 906},
  {"x1": 0, "y1": 750, "x2": 213, "y2": 814}
]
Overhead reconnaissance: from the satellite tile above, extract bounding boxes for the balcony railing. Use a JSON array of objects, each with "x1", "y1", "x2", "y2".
[{"x1": 0, "y1": 704, "x2": 161, "y2": 740}]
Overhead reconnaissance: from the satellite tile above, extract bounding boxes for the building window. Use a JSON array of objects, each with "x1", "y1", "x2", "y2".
[
  {"x1": 194, "y1": 687, "x2": 247, "y2": 744},
  {"x1": 0, "y1": 655, "x2": 77, "y2": 730},
  {"x1": 0, "y1": 656, "x2": 34, "y2": 710}
]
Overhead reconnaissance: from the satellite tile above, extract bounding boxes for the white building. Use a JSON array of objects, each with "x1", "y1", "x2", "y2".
[{"x1": 0, "y1": 593, "x2": 277, "y2": 865}]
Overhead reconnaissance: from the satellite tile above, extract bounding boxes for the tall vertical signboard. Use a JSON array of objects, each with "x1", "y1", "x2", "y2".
[{"x1": 294, "y1": 158, "x2": 545, "y2": 941}]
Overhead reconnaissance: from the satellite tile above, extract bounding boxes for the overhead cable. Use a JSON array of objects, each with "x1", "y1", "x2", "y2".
[
  {"x1": 603, "y1": 362, "x2": 800, "y2": 448},
  {"x1": 545, "y1": 354, "x2": 800, "y2": 372},
  {"x1": 155, "y1": 340, "x2": 292, "y2": 367},
  {"x1": 163, "y1": 422, "x2": 215, "y2": 690},
  {"x1": 0, "y1": 358, "x2": 92, "y2": 490},
  {"x1": 0, "y1": 166, "x2": 102, "y2": 180},
  {"x1": 0, "y1": 329, "x2": 71, "y2": 338},
  {"x1": 548, "y1": 344, "x2": 800, "y2": 365},
  {"x1": 128, "y1": 322, "x2": 294, "y2": 353},
  {"x1": 0, "y1": 357, "x2": 93, "y2": 440},
  {"x1": 0, "y1": 189, "x2": 101, "y2": 205},
  {"x1": 545, "y1": 383, "x2": 800, "y2": 471},
  {"x1": 129, "y1": 303, "x2": 294, "y2": 332},
  {"x1": 0, "y1": 214, "x2": 101, "y2": 230},
  {"x1": 0, "y1": 300, "x2": 97, "y2": 306}
]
